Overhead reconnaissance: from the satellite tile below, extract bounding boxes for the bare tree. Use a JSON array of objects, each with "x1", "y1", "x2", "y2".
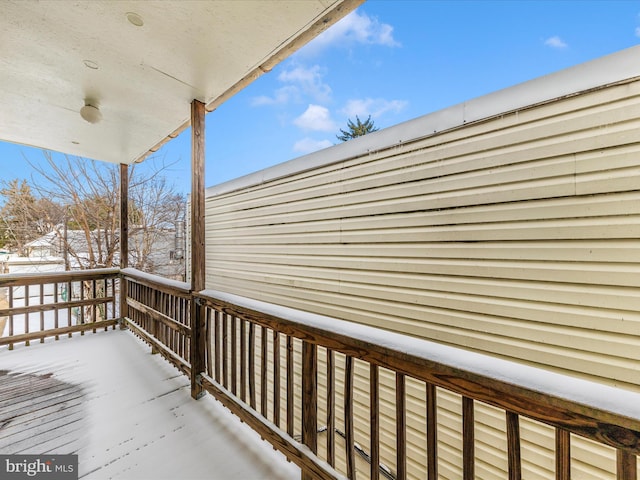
[
  {"x1": 30, "y1": 154, "x2": 120, "y2": 268},
  {"x1": 128, "y1": 172, "x2": 185, "y2": 273},
  {"x1": 0, "y1": 152, "x2": 185, "y2": 273}
]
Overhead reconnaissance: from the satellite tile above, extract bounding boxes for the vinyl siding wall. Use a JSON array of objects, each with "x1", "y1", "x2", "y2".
[{"x1": 204, "y1": 57, "x2": 640, "y2": 479}]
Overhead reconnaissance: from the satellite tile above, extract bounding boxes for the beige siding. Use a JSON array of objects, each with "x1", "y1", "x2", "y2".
[{"x1": 205, "y1": 70, "x2": 640, "y2": 478}]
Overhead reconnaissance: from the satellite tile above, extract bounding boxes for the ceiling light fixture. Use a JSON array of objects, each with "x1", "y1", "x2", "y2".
[
  {"x1": 126, "y1": 12, "x2": 144, "y2": 27},
  {"x1": 80, "y1": 102, "x2": 102, "y2": 124}
]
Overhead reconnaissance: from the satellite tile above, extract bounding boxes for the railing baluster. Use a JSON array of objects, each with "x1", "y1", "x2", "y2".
[
  {"x1": 111, "y1": 278, "x2": 116, "y2": 326},
  {"x1": 249, "y1": 321, "x2": 256, "y2": 409},
  {"x1": 426, "y1": 383, "x2": 438, "y2": 480},
  {"x1": 92, "y1": 279, "x2": 97, "y2": 331},
  {"x1": 152, "y1": 288, "x2": 158, "y2": 345},
  {"x1": 8, "y1": 285, "x2": 14, "y2": 350},
  {"x1": 222, "y1": 313, "x2": 229, "y2": 389},
  {"x1": 240, "y1": 317, "x2": 247, "y2": 402},
  {"x1": 345, "y1": 355, "x2": 356, "y2": 480},
  {"x1": 205, "y1": 308, "x2": 212, "y2": 377},
  {"x1": 273, "y1": 330, "x2": 280, "y2": 426},
  {"x1": 102, "y1": 279, "x2": 108, "y2": 330},
  {"x1": 166, "y1": 293, "x2": 171, "y2": 349},
  {"x1": 555, "y1": 427, "x2": 570, "y2": 480},
  {"x1": 181, "y1": 296, "x2": 186, "y2": 356},
  {"x1": 327, "y1": 349, "x2": 336, "y2": 468},
  {"x1": 54, "y1": 282, "x2": 59, "y2": 340},
  {"x1": 301, "y1": 340, "x2": 317, "y2": 480},
  {"x1": 39, "y1": 283, "x2": 44, "y2": 341},
  {"x1": 79, "y1": 281, "x2": 85, "y2": 334},
  {"x1": 181, "y1": 297, "x2": 186, "y2": 360},
  {"x1": 67, "y1": 280, "x2": 72, "y2": 336},
  {"x1": 176, "y1": 295, "x2": 181, "y2": 353},
  {"x1": 231, "y1": 314, "x2": 237, "y2": 396},
  {"x1": 158, "y1": 291, "x2": 164, "y2": 346},
  {"x1": 506, "y1": 411, "x2": 522, "y2": 480},
  {"x1": 261, "y1": 325, "x2": 268, "y2": 417},
  {"x1": 215, "y1": 310, "x2": 222, "y2": 384},
  {"x1": 174, "y1": 294, "x2": 177, "y2": 355},
  {"x1": 370, "y1": 364, "x2": 379, "y2": 480},
  {"x1": 617, "y1": 449, "x2": 637, "y2": 480},
  {"x1": 462, "y1": 396, "x2": 474, "y2": 480},
  {"x1": 397, "y1": 372, "x2": 407, "y2": 480},
  {"x1": 286, "y1": 335, "x2": 294, "y2": 437},
  {"x1": 24, "y1": 284, "x2": 29, "y2": 345},
  {"x1": 159, "y1": 291, "x2": 165, "y2": 349}
]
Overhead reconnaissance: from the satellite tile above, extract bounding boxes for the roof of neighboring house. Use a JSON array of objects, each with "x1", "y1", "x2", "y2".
[
  {"x1": 24, "y1": 232, "x2": 58, "y2": 249},
  {"x1": 24, "y1": 229, "x2": 184, "y2": 279}
]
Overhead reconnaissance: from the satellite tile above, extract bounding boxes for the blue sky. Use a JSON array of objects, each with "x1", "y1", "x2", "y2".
[{"x1": 2, "y1": 0, "x2": 640, "y2": 195}]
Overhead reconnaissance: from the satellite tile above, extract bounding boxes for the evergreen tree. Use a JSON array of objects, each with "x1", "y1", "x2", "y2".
[
  {"x1": 336, "y1": 115, "x2": 379, "y2": 142},
  {"x1": 0, "y1": 180, "x2": 56, "y2": 253}
]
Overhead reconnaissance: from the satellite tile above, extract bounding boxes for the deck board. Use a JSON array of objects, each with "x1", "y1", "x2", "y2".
[{"x1": 0, "y1": 329, "x2": 300, "y2": 480}]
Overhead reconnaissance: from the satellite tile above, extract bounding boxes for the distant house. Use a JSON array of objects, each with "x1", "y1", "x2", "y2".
[
  {"x1": 24, "y1": 232, "x2": 58, "y2": 258},
  {"x1": 129, "y1": 228, "x2": 186, "y2": 281},
  {"x1": 21, "y1": 228, "x2": 185, "y2": 281}
]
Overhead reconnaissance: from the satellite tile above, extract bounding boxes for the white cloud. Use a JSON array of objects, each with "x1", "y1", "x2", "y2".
[
  {"x1": 340, "y1": 98, "x2": 408, "y2": 119},
  {"x1": 302, "y1": 10, "x2": 400, "y2": 54},
  {"x1": 251, "y1": 65, "x2": 330, "y2": 106},
  {"x1": 544, "y1": 36, "x2": 568, "y2": 49},
  {"x1": 293, "y1": 137, "x2": 333, "y2": 154},
  {"x1": 293, "y1": 105, "x2": 337, "y2": 132},
  {"x1": 250, "y1": 86, "x2": 299, "y2": 106},
  {"x1": 635, "y1": 26, "x2": 640, "y2": 37},
  {"x1": 278, "y1": 65, "x2": 332, "y2": 103}
]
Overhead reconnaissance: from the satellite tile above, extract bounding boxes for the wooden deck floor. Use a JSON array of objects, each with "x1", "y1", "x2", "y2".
[{"x1": 0, "y1": 329, "x2": 300, "y2": 480}]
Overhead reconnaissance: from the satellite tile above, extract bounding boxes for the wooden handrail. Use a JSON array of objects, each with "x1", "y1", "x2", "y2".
[
  {"x1": 122, "y1": 269, "x2": 193, "y2": 385},
  {"x1": 194, "y1": 288, "x2": 640, "y2": 480},
  {"x1": 3, "y1": 269, "x2": 638, "y2": 479},
  {"x1": 0, "y1": 268, "x2": 119, "y2": 287},
  {"x1": 0, "y1": 269, "x2": 119, "y2": 348},
  {"x1": 121, "y1": 268, "x2": 190, "y2": 296},
  {"x1": 196, "y1": 289, "x2": 640, "y2": 454}
]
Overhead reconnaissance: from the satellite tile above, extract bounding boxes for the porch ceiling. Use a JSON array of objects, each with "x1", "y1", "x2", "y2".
[{"x1": 0, "y1": 0, "x2": 361, "y2": 165}]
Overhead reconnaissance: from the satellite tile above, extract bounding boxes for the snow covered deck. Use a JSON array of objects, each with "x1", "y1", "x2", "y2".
[{"x1": 0, "y1": 329, "x2": 300, "y2": 480}]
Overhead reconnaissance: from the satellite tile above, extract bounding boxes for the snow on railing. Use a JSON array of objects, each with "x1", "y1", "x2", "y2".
[
  {"x1": 193, "y1": 289, "x2": 640, "y2": 480},
  {"x1": 120, "y1": 268, "x2": 192, "y2": 377},
  {"x1": 5, "y1": 269, "x2": 638, "y2": 479},
  {"x1": 0, "y1": 268, "x2": 120, "y2": 349}
]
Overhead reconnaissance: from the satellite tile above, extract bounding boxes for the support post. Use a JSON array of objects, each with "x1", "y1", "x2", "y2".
[
  {"x1": 119, "y1": 163, "x2": 129, "y2": 326},
  {"x1": 190, "y1": 99, "x2": 206, "y2": 399}
]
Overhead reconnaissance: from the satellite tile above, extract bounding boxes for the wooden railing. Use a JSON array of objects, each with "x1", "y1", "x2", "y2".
[
  {"x1": 120, "y1": 268, "x2": 192, "y2": 377},
  {"x1": 192, "y1": 289, "x2": 640, "y2": 480},
  {"x1": 2, "y1": 268, "x2": 640, "y2": 479},
  {"x1": 0, "y1": 268, "x2": 119, "y2": 349}
]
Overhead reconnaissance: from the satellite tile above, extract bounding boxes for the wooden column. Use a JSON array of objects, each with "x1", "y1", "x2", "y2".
[
  {"x1": 119, "y1": 163, "x2": 129, "y2": 325},
  {"x1": 190, "y1": 99, "x2": 206, "y2": 399}
]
